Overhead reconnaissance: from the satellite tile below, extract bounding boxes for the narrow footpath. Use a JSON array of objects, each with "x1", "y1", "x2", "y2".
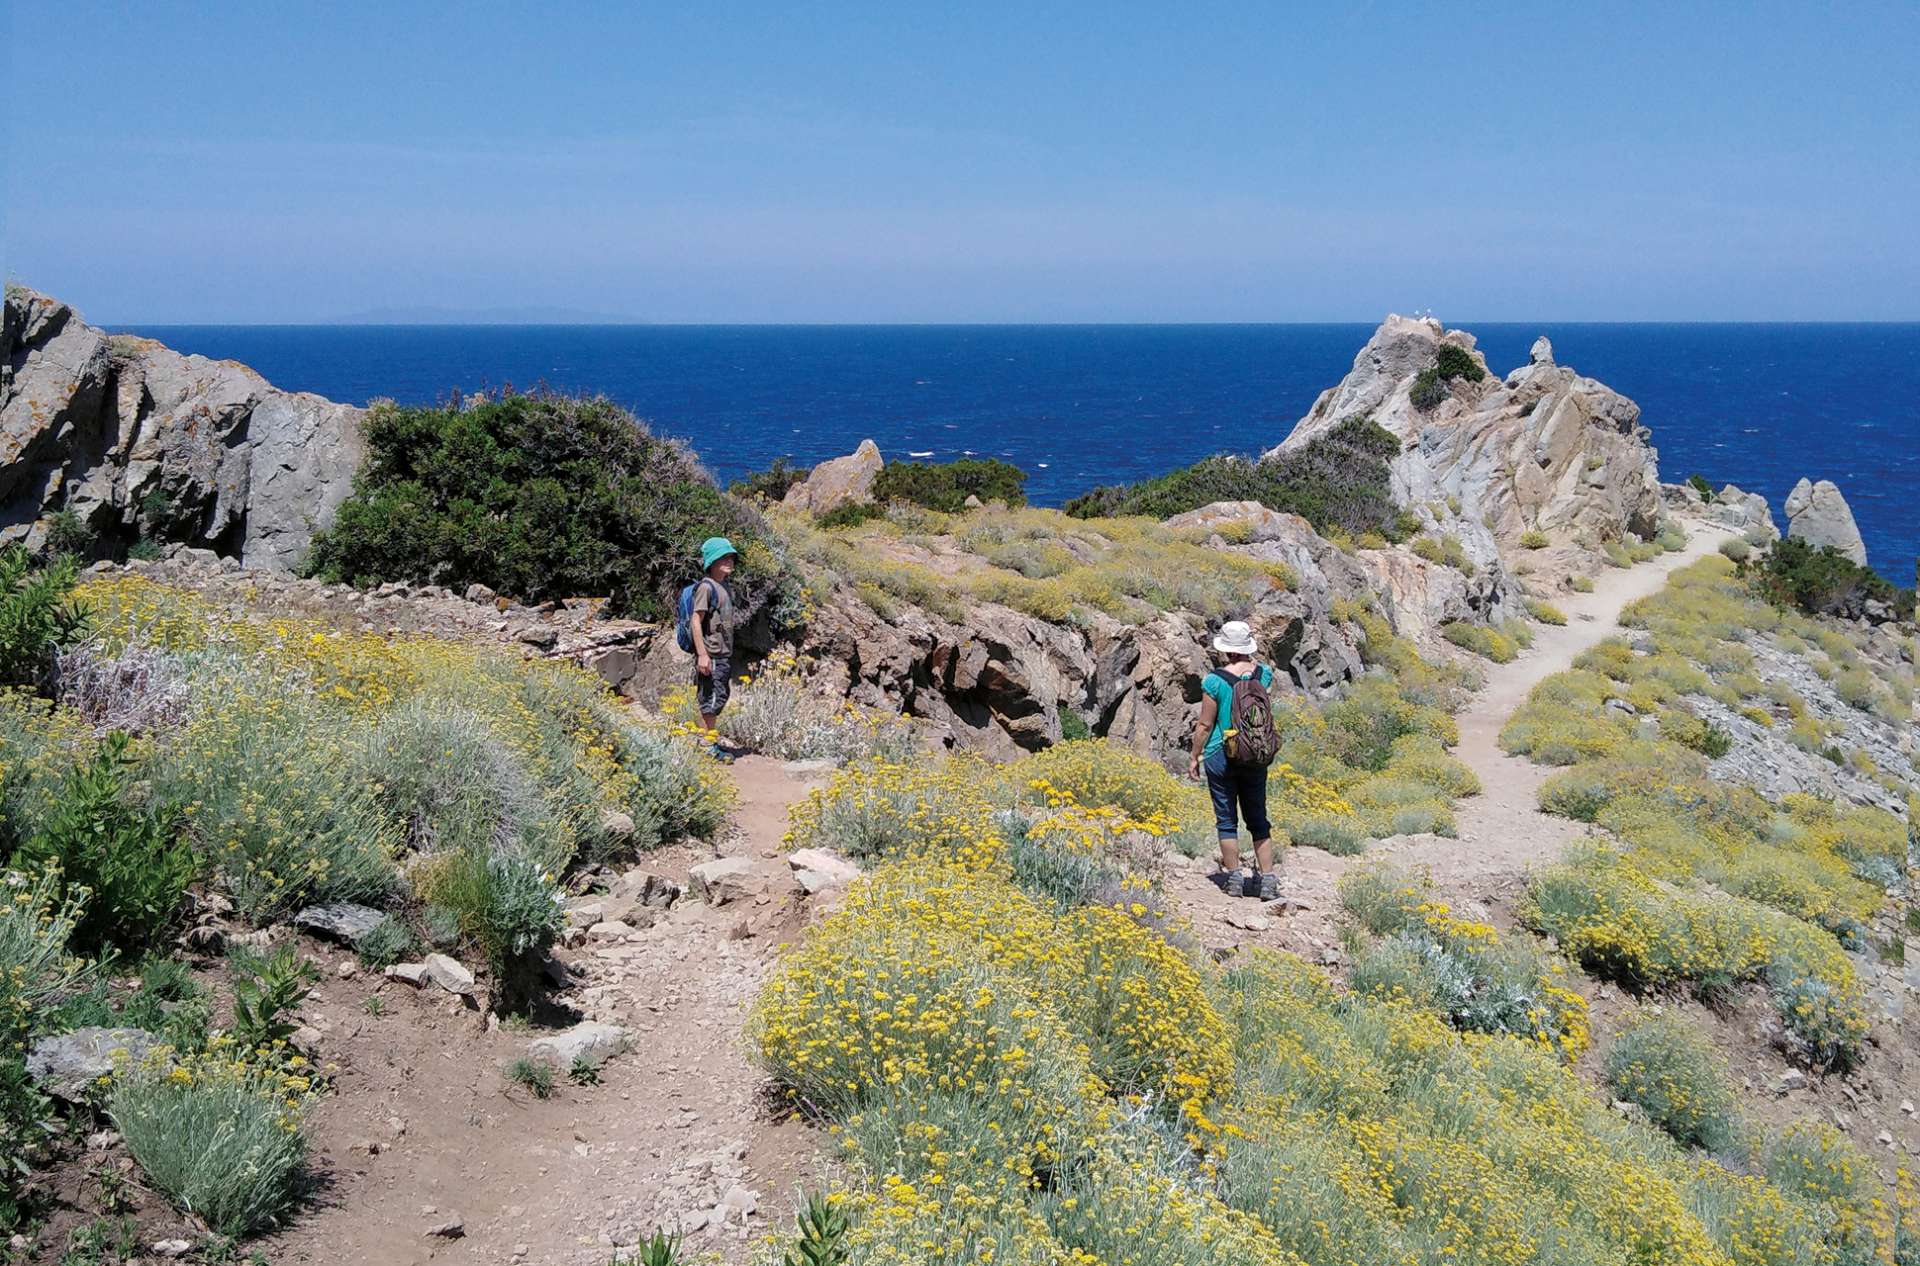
[{"x1": 1172, "y1": 519, "x2": 1739, "y2": 954}]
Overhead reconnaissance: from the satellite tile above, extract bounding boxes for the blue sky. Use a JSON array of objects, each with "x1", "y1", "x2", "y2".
[{"x1": 6, "y1": 2, "x2": 1917, "y2": 323}]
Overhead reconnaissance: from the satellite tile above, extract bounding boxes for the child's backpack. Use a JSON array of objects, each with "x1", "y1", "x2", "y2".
[
  {"x1": 674, "y1": 579, "x2": 713, "y2": 653},
  {"x1": 1223, "y1": 668, "x2": 1279, "y2": 767}
]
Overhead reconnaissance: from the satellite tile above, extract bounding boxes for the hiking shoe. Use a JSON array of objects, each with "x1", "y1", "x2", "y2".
[
  {"x1": 1258, "y1": 871, "x2": 1279, "y2": 901},
  {"x1": 707, "y1": 743, "x2": 736, "y2": 764}
]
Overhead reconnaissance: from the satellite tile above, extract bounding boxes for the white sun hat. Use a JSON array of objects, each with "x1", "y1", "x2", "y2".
[{"x1": 1212, "y1": 620, "x2": 1258, "y2": 656}]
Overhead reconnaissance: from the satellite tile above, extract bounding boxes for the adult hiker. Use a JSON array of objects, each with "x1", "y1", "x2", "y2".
[
  {"x1": 680, "y1": 535, "x2": 740, "y2": 762},
  {"x1": 1187, "y1": 619, "x2": 1281, "y2": 899}
]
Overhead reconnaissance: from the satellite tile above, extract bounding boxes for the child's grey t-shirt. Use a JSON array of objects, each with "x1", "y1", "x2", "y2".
[{"x1": 691, "y1": 579, "x2": 734, "y2": 657}]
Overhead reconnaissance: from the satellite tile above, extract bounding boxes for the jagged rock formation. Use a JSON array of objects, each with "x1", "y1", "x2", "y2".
[
  {"x1": 1, "y1": 287, "x2": 363, "y2": 570},
  {"x1": 1269, "y1": 316, "x2": 1663, "y2": 565},
  {"x1": 799, "y1": 504, "x2": 1371, "y2": 762},
  {"x1": 1661, "y1": 481, "x2": 1780, "y2": 540},
  {"x1": 782, "y1": 439, "x2": 881, "y2": 514},
  {"x1": 1784, "y1": 477, "x2": 1868, "y2": 565}
]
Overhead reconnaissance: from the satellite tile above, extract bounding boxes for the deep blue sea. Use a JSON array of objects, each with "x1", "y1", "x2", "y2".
[{"x1": 116, "y1": 323, "x2": 1918, "y2": 583}]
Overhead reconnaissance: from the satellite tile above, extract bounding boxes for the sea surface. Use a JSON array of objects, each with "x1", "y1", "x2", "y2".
[{"x1": 116, "y1": 323, "x2": 1919, "y2": 583}]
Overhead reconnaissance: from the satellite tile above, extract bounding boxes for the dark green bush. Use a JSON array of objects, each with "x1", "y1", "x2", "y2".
[
  {"x1": 304, "y1": 391, "x2": 793, "y2": 622},
  {"x1": 729, "y1": 457, "x2": 811, "y2": 503},
  {"x1": 1687, "y1": 473, "x2": 1715, "y2": 500},
  {"x1": 815, "y1": 502, "x2": 887, "y2": 530},
  {"x1": 1756, "y1": 537, "x2": 1911, "y2": 622},
  {"x1": 1410, "y1": 345, "x2": 1485, "y2": 412},
  {"x1": 43, "y1": 510, "x2": 97, "y2": 560},
  {"x1": 433, "y1": 851, "x2": 564, "y2": 1014},
  {"x1": 871, "y1": 458, "x2": 1027, "y2": 513},
  {"x1": 0, "y1": 546, "x2": 90, "y2": 691},
  {"x1": 1062, "y1": 415, "x2": 1402, "y2": 538},
  {"x1": 12, "y1": 733, "x2": 197, "y2": 956},
  {"x1": 1409, "y1": 369, "x2": 1447, "y2": 411},
  {"x1": 1432, "y1": 343, "x2": 1486, "y2": 383}
]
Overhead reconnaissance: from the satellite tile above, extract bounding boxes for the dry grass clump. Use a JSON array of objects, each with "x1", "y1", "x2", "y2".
[
  {"x1": 1442, "y1": 620, "x2": 1519, "y2": 662},
  {"x1": 663, "y1": 649, "x2": 917, "y2": 765},
  {"x1": 1409, "y1": 533, "x2": 1476, "y2": 575},
  {"x1": 789, "y1": 504, "x2": 1298, "y2": 626},
  {"x1": 1526, "y1": 598, "x2": 1569, "y2": 625}
]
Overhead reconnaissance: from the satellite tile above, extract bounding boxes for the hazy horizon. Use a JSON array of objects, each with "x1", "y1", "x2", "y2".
[{"x1": 9, "y1": 3, "x2": 1919, "y2": 324}]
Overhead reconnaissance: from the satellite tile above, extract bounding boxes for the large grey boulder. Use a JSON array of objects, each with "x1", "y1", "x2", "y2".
[
  {"x1": 294, "y1": 902, "x2": 387, "y2": 945},
  {"x1": 1266, "y1": 316, "x2": 1663, "y2": 563},
  {"x1": 1783, "y1": 478, "x2": 1867, "y2": 565},
  {"x1": 1, "y1": 287, "x2": 363, "y2": 570},
  {"x1": 27, "y1": 1027, "x2": 161, "y2": 1101},
  {"x1": 782, "y1": 439, "x2": 882, "y2": 514},
  {"x1": 1709, "y1": 484, "x2": 1779, "y2": 540}
]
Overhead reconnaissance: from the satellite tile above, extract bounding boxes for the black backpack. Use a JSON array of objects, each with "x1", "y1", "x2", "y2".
[{"x1": 1221, "y1": 667, "x2": 1279, "y2": 767}]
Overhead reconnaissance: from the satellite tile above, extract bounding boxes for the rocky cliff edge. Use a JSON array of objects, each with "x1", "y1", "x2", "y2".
[{"x1": 1, "y1": 286, "x2": 364, "y2": 571}]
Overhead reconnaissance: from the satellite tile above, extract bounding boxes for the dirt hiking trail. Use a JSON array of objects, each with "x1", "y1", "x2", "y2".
[
  {"x1": 268, "y1": 756, "x2": 829, "y2": 1266},
  {"x1": 1171, "y1": 520, "x2": 1740, "y2": 955}
]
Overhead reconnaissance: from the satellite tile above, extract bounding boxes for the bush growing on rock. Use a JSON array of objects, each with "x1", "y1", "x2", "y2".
[
  {"x1": 1060, "y1": 415, "x2": 1404, "y2": 539},
  {"x1": 304, "y1": 391, "x2": 797, "y2": 623},
  {"x1": 1757, "y1": 536, "x2": 1912, "y2": 621},
  {"x1": 871, "y1": 457, "x2": 1028, "y2": 512}
]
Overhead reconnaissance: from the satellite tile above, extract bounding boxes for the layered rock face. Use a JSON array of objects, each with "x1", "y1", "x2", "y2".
[
  {"x1": 1269, "y1": 317, "x2": 1664, "y2": 561},
  {"x1": 1784, "y1": 477, "x2": 1868, "y2": 565},
  {"x1": 1, "y1": 287, "x2": 364, "y2": 570}
]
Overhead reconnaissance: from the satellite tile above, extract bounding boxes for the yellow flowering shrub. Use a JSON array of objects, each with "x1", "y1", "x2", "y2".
[
  {"x1": 1013, "y1": 739, "x2": 1212, "y2": 854},
  {"x1": 784, "y1": 756, "x2": 1003, "y2": 866},
  {"x1": 1339, "y1": 865, "x2": 1590, "y2": 1062},
  {"x1": 56, "y1": 575, "x2": 727, "y2": 927}
]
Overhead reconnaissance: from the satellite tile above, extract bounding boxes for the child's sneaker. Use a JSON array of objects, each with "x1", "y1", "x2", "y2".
[
  {"x1": 1258, "y1": 870, "x2": 1279, "y2": 901},
  {"x1": 707, "y1": 743, "x2": 736, "y2": 764}
]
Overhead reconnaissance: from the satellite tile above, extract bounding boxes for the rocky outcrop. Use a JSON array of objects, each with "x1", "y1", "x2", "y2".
[
  {"x1": 1, "y1": 287, "x2": 363, "y2": 570},
  {"x1": 1784, "y1": 478, "x2": 1868, "y2": 565},
  {"x1": 782, "y1": 439, "x2": 881, "y2": 514},
  {"x1": 1711, "y1": 484, "x2": 1780, "y2": 540},
  {"x1": 1268, "y1": 316, "x2": 1663, "y2": 564},
  {"x1": 798, "y1": 503, "x2": 1370, "y2": 763}
]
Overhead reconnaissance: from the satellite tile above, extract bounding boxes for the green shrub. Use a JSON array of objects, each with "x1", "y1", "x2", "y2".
[
  {"x1": 1604, "y1": 1011, "x2": 1739, "y2": 1150},
  {"x1": 0, "y1": 547, "x2": 90, "y2": 691},
  {"x1": 231, "y1": 943, "x2": 318, "y2": 1049},
  {"x1": 304, "y1": 391, "x2": 795, "y2": 623},
  {"x1": 1433, "y1": 343, "x2": 1486, "y2": 383},
  {"x1": 1061, "y1": 415, "x2": 1402, "y2": 540},
  {"x1": 1409, "y1": 534, "x2": 1476, "y2": 576},
  {"x1": 815, "y1": 501, "x2": 887, "y2": 529},
  {"x1": 1441, "y1": 621, "x2": 1517, "y2": 663},
  {"x1": 1755, "y1": 537, "x2": 1913, "y2": 620},
  {"x1": 872, "y1": 458, "x2": 1027, "y2": 513},
  {"x1": 1520, "y1": 529, "x2": 1550, "y2": 550},
  {"x1": 1687, "y1": 474, "x2": 1715, "y2": 499},
  {"x1": 1526, "y1": 598, "x2": 1568, "y2": 625},
  {"x1": 1408, "y1": 368, "x2": 1446, "y2": 410},
  {"x1": 728, "y1": 456, "x2": 811, "y2": 502},
  {"x1": 12, "y1": 733, "x2": 197, "y2": 955},
  {"x1": 43, "y1": 509, "x2": 97, "y2": 560},
  {"x1": 111, "y1": 1062, "x2": 308, "y2": 1236},
  {"x1": 429, "y1": 850, "x2": 564, "y2": 1014},
  {"x1": 1570, "y1": 575, "x2": 1595, "y2": 593},
  {"x1": 506, "y1": 1055, "x2": 556, "y2": 1099},
  {"x1": 1656, "y1": 524, "x2": 1688, "y2": 552},
  {"x1": 1, "y1": 870, "x2": 93, "y2": 1218},
  {"x1": 355, "y1": 916, "x2": 416, "y2": 969},
  {"x1": 1717, "y1": 538, "x2": 1751, "y2": 563}
]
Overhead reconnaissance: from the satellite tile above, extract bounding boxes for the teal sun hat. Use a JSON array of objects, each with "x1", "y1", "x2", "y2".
[{"x1": 700, "y1": 536, "x2": 739, "y2": 571}]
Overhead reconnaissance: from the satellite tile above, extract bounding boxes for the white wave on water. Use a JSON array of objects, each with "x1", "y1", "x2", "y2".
[{"x1": 908, "y1": 450, "x2": 933, "y2": 457}]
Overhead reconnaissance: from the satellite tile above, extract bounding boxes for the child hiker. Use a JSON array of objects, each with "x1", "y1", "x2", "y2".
[
  {"x1": 685, "y1": 535, "x2": 739, "y2": 763},
  {"x1": 1187, "y1": 619, "x2": 1282, "y2": 899}
]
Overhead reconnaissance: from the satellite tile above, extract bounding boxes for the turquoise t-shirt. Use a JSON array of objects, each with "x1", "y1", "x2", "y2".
[{"x1": 1202, "y1": 664, "x2": 1275, "y2": 758}]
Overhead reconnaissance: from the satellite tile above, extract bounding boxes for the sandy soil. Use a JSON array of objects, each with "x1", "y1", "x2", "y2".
[{"x1": 262, "y1": 756, "x2": 830, "y2": 1266}]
